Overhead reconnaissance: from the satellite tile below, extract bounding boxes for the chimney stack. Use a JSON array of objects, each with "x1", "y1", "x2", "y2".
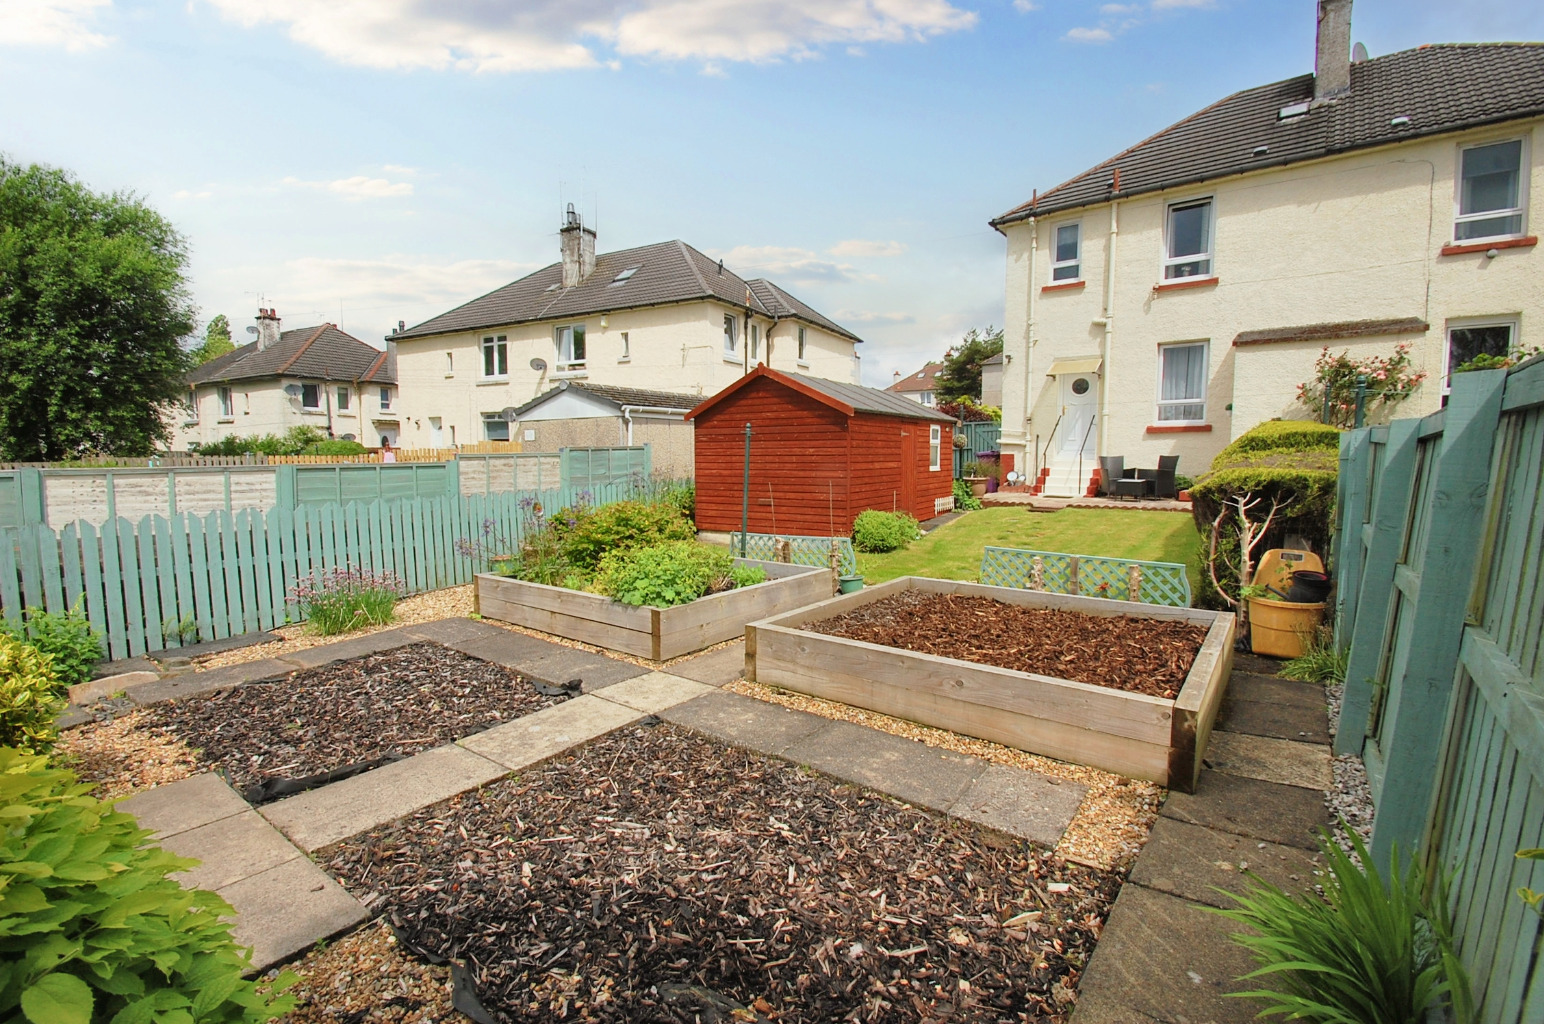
[
  {"x1": 1314, "y1": 0, "x2": 1352, "y2": 101},
  {"x1": 559, "y1": 203, "x2": 596, "y2": 289},
  {"x1": 255, "y1": 307, "x2": 281, "y2": 352}
]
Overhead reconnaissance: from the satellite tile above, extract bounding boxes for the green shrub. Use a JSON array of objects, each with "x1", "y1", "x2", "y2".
[
  {"x1": 0, "y1": 635, "x2": 64, "y2": 752},
  {"x1": 288, "y1": 567, "x2": 406, "y2": 636},
  {"x1": 657, "y1": 482, "x2": 695, "y2": 523},
  {"x1": 299, "y1": 438, "x2": 367, "y2": 456},
  {"x1": 0, "y1": 748, "x2": 297, "y2": 1024},
  {"x1": 1217, "y1": 827, "x2": 1471, "y2": 1024},
  {"x1": 593, "y1": 541, "x2": 762, "y2": 607},
  {"x1": 952, "y1": 479, "x2": 983, "y2": 512},
  {"x1": 561, "y1": 500, "x2": 695, "y2": 570},
  {"x1": 1217, "y1": 419, "x2": 1343, "y2": 459},
  {"x1": 852, "y1": 510, "x2": 920, "y2": 553},
  {"x1": 188, "y1": 425, "x2": 325, "y2": 457},
  {"x1": 0, "y1": 602, "x2": 102, "y2": 689},
  {"x1": 1280, "y1": 627, "x2": 1349, "y2": 685}
]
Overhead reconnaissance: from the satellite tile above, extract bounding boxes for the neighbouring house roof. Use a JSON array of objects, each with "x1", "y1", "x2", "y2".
[
  {"x1": 392, "y1": 239, "x2": 863, "y2": 344},
  {"x1": 888, "y1": 361, "x2": 945, "y2": 394},
  {"x1": 513, "y1": 381, "x2": 699, "y2": 417},
  {"x1": 981, "y1": 353, "x2": 1005, "y2": 367},
  {"x1": 1234, "y1": 316, "x2": 1430, "y2": 347},
  {"x1": 687, "y1": 366, "x2": 956, "y2": 423},
  {"x1": 992, "y1": 43, "x2": 1544, "y2": 226},
  {"x1": 187, "y1": 325, "x2": 394, "y2": 386}
]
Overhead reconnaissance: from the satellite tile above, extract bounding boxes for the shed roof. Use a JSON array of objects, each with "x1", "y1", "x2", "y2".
[
  {"x1": 513, "y1": 381, "x2": 699, "y2": 417},
  {"x1": 686, "y1": 366, "x2": 957, "y2": 423},
  {"x1": 187, "y1": 324, "x2": 393, "y2": 386},
  {"x1": 992, "y1": 43, "x2": 1544, "y2": 226}
]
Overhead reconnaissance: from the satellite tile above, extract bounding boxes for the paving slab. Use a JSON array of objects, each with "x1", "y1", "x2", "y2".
[
  {"x1": 217, "y1": 856, "x2": 368, "y2": 971},
  {"x1": 666, "y1": 642, "x2": 747, "y2": 687},
  {"x1": 660, "y1": 690, "x2": 828, "y2": 756},
  {"x1": 402, "y1": 617, "x2": 507, "y2": 645},
  {"x1": 1071, "y1": 883, "x2": 1261, "y2": 1024},
  {"x1": 1231, "y1": 652, "x2": 1285, "y2": 677},
  {"x1": 161, "y1": 809, "x2": 302, "y2": 893},
  {"x1": 1226, "y1": 672, "x2": 1326, "y2": 709},
  {"x1": 951, "y1": 765, "x2": 1086, "y2": 847},
  {"x1": 127, "y1": 657, "x2": 295, "y2": 705},
  {"x1": 118, "y1": 773, "x2": 250, "y2": 840},
  {"x1": 93, "y1": 655, "x2": 158, "y2": 679},
  {"x1": 57, "y1": 708, "x2": 94, "y2": 730},
  {"x1": 458, "y1": 694, "x2": 642, "y2": 771},
  {"x1": 261, "y1": 743, "x2": 507, "y2": 852},
  {"x1": 1160, "y1": 770, "x2": 1331, "y2": 850},
  {"x1": 69, "y1": 670, "x2": 160, "y2": 706},
  {"x1": 449, "y1": 631, "x2": 647, "y2": 691},
  {"x1": 1130, "y1": 817, "x2": 1324, "y2": 910},
  {"x1": 783, "y1": 720, "x2": 986, "y2": 813},
  {"x1": 147, "y1": 631, "x2": 280, "y2": 662},
  {"x1": 1216, "y1": 696, "x2": 1331, "y2": 745},
  {"x1": 595, "y1": 672, "x2": 716, "y2": 714},
  {"x1": 1205, "y1": 730, "x2": 1333, "y2": 790},
  {"x1": 275, "y1": 627, "x2": 419, "y2": 670}
]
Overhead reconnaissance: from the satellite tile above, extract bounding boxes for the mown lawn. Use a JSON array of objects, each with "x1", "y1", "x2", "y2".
[{"x1": 859, "y1": 506, "x2": 1204, "y2": 589}]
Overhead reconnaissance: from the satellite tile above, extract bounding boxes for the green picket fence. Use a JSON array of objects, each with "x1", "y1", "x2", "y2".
[
  {"x1": 0, "y1": 482, "x2": 642, "y2": 660},
  {"x1": 1334, "y1": 360, "x2": 1544, "y2": 1024},
  {"x1": 979, "y1": 546, "x2": 1192, "y2": 607}
]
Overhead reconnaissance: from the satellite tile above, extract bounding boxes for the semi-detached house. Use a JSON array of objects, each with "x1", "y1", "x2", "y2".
[{"x1": 990, "y1": 0, "x2": 1544, "y2": 496}]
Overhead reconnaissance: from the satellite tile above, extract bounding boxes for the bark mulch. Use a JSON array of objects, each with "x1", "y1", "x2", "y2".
[
  {"x1": 325, "y1": 721, "x2": 1119, "y2": 1023},
  {"x1": 809, "y1": 591, "x2": 1207, "y2": 699},
  {"x1": 140, "y1": 642, "x2": 560, "y2": 796}
]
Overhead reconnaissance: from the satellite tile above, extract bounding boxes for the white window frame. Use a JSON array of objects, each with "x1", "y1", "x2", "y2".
[
  {"x1": 618, "y1": 331, "x2": 630, "y2": 362},
  {"x1": 379, "y1": 386, "x2": 392, "y2": 410},
  {"x1": 1155, "y1": 340, "x2": 1209, "y2": 424},
  {"x1": 481, "y1": 335, "x2": 508, "y2": 379},
  {"x1": 335, "y1": 385, "x2": 350, "y2": 411},
  {"x1": 555, "y1": 324, "x2": 586, "y2": 371},
  {"x1": 797, "y1": 326, "x2": 808, "y2": 364},
  {"x1": 1162, "y1": 197, "x2": 1214, "y2": 281},
  {"x1": 920, "y1": 391, "x2": 935, "y2": 407},
  {"x1": 445, "y1": 352, "x2": 454, "y2": 376},
  {"x1": 1444, "y1": 316, "x2": 1520, "y2": 393},
  {"x1": 217, "y1": 386, "x2": 233, "y2": 419},
  {"x1": 481, "y1": 412, "x2": 511, "y2": 442},
  {"x1": 1454, "y1": 137, "x2": 1529, "y2": 243},
  {"x1": 301, "y1": 383, "x2": 322, "y2": 410},
  {"x1": 929, "y1": 424, "x2": 942, "y2": 471},
  {"x1": 1051, "y1": 221, "x2": 1081, "y2": 282},
  {"x1": 723, "y1": 314, "x2": 738, "y2": 361},
  {"x1": 184, "y1": 389, "x2": 198, "y2": 423},
  {"x1": 750, "y1": 324, "x2": 760, "y2": 362}
]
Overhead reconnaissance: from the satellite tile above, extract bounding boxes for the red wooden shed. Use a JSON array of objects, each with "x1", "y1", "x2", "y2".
[{"x1": 686, "y1": 367, "x2": 957, "y2": 535}]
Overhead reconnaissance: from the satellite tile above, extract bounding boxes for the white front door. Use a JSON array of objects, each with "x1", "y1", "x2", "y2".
[
  {"x1": 427, "y1": 417, "x2": 443, "y2": 447},
  {"x1": 1059, "y1": 374, "x2": 1098, "y2": 458}
]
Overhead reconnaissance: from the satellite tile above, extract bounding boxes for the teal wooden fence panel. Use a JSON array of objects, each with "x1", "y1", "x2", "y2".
[
  {"x1": 1333, "y1": 359, "x2": 1544, "y2": 1024},
  {"x1": 953, "y1": 422, "x2": 1002, "y2": 478},
  {"x1": 979, "y1": 546, "x2": 1192, "y2": 607},
  {"x1": 289, "y1": 462, "x2": 458, "y2": 507},
  {"x1": 727, "y1": 532, "x2": 857, "y2": 576},
  {"x1": 560, "y1": 446, "x2": 651, "y2": 490},
  {"x1": 0, "y1": 481, "x2": 641, "y2": 660}
]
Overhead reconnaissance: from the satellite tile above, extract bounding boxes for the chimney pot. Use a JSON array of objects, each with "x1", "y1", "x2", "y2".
[
  {"x1": 1314, "y1": 0, "x2": 1352, "y2": 101},
  {"x1": 254, "y1": 307, "x2": 281, "y2": 352},
  {"x1": 559, "y1": 205, "x2": 596, "y2": 288}
]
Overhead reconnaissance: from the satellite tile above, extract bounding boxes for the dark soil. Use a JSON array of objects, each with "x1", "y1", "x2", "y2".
[
  {"x1": 325, "y1": 721, "x2": 1119, "y2": 1024},
  {"x1": 810, "y1": 591, "x2": 1207, "y2": 699},
  {"x1": 142, "y1": 642, "x2": 559, "y2": 793}
]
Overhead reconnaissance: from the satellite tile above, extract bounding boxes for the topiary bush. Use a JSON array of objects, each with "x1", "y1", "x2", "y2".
[
  {"x1": 0, "y1": 749, "x2": 296, "y2": 1024},
  {"x1": 560, "y1": 499, "x2": 695, "y2": 570},
  {"x1": 852, "y1": 510, "x2": 921, "y2": 553},
  {"x1": 0, "y1": 602, "x2": 102, "y2": 689},
  {"x1": 592, "y1": 541, "x2": 764, "y2": 607},
  {"x1": 0, "y1": 635, "x2": 64, "y2": 752}
]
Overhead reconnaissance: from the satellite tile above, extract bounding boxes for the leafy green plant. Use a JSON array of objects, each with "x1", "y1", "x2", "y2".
[
  {"x1": 852, "y1": 510, "x2": 920, "y2": 554},
  {"x1": 1281, "y1": 626, "x2": 1349, "y2": 685},
  {"x1": 961, "y1": 459, "x2": 999, "y2": 481},
  {"x1": 0, "y1": 635, "x2": 65, "y2": 752},
  {"x1": 0, "y1": 748, "x2": 297, "y2": 1023},
  {"x1": 288, "y1": 566, "x2": 406, "y2": 635},
  {"x1": 560, "y1": 499, "x2": 695, "y2": 570},
  {"x1": 161, "y1": 614, "x2": 200, "y2": 645},
  {"x1": 1217, "y1": 827, "x2": 1472, "y2": 1024},
  {"x1": 188, "y1": 425, "x2": 327, "y2": 457},
  {"x1": 952, "y1": 479, "x2": 983, "y2": 512},
  {"x1": 1174, "y1": 474, "x2": 1195, "y2": 492},
  {"x1": 1517, "y1": 848, "x2": 1544, "y2": 917},
  {"x1": 299, "y1": 438, "x2": 368, "y2": 456},
  {"x1": 593, "y1": 541, "x2": 762, "y2": 607},
  {"x1": 1455, "y1": 345, "x2": 1541, "y2": 374},
  {"x1": 728, "y1": 565, "x2": 768, "y2": 589},
  {"x1": 1296, "y1": 344, "x2": 1427, "y2": 428},
  {"x1": 0, "y1": 602, "x2": 103, "y2": 689}
]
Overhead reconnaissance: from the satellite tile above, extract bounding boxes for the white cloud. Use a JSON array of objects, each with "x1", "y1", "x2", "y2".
[
  {"x1": 281, "y1": 174, "x2": 414, "y2": 199},
  {"x1": 381, "y1": 164, "x2": 418, "y2": 176},
  {"x1": 829, "y1": 239, "x2": 908, "y2": 258},
  {"x1": 203, "y1": 0, "x2": 975, "y2": 72},
  {"x1": 712, "y1": 244, "x2": 865, "y2": 285},
  {"x1": 835, "y1": 310, "x2": 916, "y2": 325},
  {"x1": 0, "y1": 0, "x2": 111, "y2": 51},
  {"x1": 1012, "y1": 0, "x2": 1040, "y2": 11},
  {"x1": 1065, "y1": 25, "x2": 1113, "y2": 41},
  {"x1": 172, "y1": 188, "x2": 214, "y2": 199}
]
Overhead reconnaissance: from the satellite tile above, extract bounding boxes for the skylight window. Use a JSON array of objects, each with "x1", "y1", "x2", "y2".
[
  {"x1": 1278, "y1": 101, "x2": 1310, "y2": 120},
  {"x1": 609, "y1": 266, "x2": 640, "y2": 286}
]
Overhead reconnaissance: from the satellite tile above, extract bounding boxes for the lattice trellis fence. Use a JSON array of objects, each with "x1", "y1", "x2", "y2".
[
  {"x1": 729, "y1": 533, "x2": 858, "y2": 577},
  {"x1": 979, "y1": 546, "x2": 1192, "y2": 607}
]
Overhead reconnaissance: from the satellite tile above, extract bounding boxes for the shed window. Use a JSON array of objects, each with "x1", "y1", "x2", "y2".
[
  {"x1": 723, "y1": 315, "x2": 738, "y2": 359},
  {"x1": 1157, "y1": 342, "x2": 1208, "y2": 422},
  {"x1": 929, "y1": 424, "x2": 941, "y2": 472},
  {"x1": 218, "y1": 387, "x2": 233, "y2": 418},
  {"x1": 556, "y1": 325, "x2": 586, "y2": 369},
  {"x1": 482, "y1": 335, "x2": 508, "y2": 378},
  {"x1": 482, "y1": 413, "x2": 510, "y2": 441},
  {"x1": 1164, "y1": 199, "x2": 1213, "y2": 280},
  {"x1": 1052, "y1": 222, "x2": 1081, "y2": 281},
  {"x1": 301, "y1": 383, "x2": 321, "y2": 409},
  {"x1": 1456, "y1": 139, "x2": 1525, "y2": 241}
]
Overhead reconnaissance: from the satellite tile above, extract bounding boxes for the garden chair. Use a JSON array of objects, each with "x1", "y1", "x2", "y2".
[
  {"x1": 1098, "y1": 456, "x2": 1125, "y2": 497},
  {"x1": 1147, "y1": 455, "x2": 1180, "y2": 500}
]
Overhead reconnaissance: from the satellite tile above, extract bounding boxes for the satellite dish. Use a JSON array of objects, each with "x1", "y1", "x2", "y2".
[
  {"x1": 501, "y1": 406, "x2": 519, "y2": 423},
  {"x1": 530, "y1": 358, "x2": 548, "y2": 372},
  {"x1": 246, "y1": 326, "x2": 259, "y2": 335},
  {"x1": 1351, "y1": 41, "x2": 1368, "y2": 62},
  {"x1": 282, "y1": 384, "x2": 302, "y2": 398}
]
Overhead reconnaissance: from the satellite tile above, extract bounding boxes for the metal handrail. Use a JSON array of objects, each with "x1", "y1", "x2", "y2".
[
  {"x1": 1075, "y1": 415, "x2": 1096, "y2": 495},
  {"x1": 1040, "y1": 411, "x2": 1064, "y2": 475}
]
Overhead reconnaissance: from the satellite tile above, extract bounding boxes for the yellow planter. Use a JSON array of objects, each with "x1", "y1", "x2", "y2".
[{"x1": 1246, "y1": 596, "x2": 1325, "y2": 659}]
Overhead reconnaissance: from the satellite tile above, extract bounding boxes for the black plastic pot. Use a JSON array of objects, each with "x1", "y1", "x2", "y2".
[{"x1": 1286, "y1": 570, "x2": 1332, "y2": 603}]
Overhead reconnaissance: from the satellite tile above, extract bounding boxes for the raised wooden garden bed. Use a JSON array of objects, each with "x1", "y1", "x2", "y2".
[
  {"x1": 476, "y1": 559, "x2": 833, "y2": 660},
  {"x1": 745, "y1": 576, "x2": 1234, "y2": 791}
]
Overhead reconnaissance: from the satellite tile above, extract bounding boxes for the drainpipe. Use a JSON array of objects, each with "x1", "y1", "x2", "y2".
[
  {"x1": 1024, "y1": 215, "x2": 1038, "y2": 479},
  {"x1": 1099, "y1": 195, "x2": 1119, "y2": 459}
]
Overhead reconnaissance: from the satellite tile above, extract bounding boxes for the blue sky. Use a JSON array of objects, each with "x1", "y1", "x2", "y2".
[{"x1": 3, "y1": 0, "x2": 1540, "y2": 387}]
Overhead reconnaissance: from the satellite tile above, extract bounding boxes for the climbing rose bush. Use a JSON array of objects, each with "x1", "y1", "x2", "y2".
[{"x1": 1296, "y1": 344, "x2": 1425, "y2": 428}]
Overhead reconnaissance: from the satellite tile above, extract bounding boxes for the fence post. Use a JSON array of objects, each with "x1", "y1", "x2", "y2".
[
  {"x1": 18, "y1": 469, "x2": 44, "y2": 527},
  {"x1": 1368, "y1": 370, "x2": 1506, "y2": 867},
  {"x1": 274, "y1": 465, "x2": 297, "y2": 510},
  {"x1": 1335, "y1": 419, "x2": 1419, "y2": 757}
]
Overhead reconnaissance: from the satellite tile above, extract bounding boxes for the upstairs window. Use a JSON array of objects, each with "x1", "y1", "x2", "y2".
[
  {"x1": 556, "y1": 324, "x2": 586, "y2": 370},
  {"x1": 379, "y1": 386, "x2": 392, "y2": 410},
  {"x1": 750, "y1": 324, "x2": 760, "y2": 361},
  {"x1": 619, "y1": 331, "x2": 630, "y2": 361},
  {"x1": 218, "y1": 387, "x2": 233, "y2": 418},
  {"x1": 797, "y1": 326, "x2": 808, "y2": 363},
  {"x1": 481, "y1": 335, "x2": 508, "y2": 378},
  {"x1": 336, "y1": 386, "x2": 351, "y2": 411},
  {"x1": 723, "y1": 315, "x2": 738, "y2": 359},
  {"x1": 1052, "y1": 222, "x2": 1081, "y2": 281},
  {"x1": 301, "y1": 383, "x2": 321, "y2": 410},
  {"x1": 1456, "y1": 139, "x2": 1525, "y2": 241},
  {"x1": 185, "y1": 389, "x2": 198, "y2": 419},
  {"x1": 1164, "y1": 199, "x2": 1213, "y2": 280},
  {"x1": 1157, "y1": 341, "x2": 1208, "y2": 422}
]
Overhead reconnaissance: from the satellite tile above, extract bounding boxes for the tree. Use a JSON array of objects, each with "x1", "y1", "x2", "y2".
[
  {"x1": 0, "y1": 157, "x2": 195, "y2": 460},
  {"x1": 191, "y1": 314, "x2": 234, "y2": 364},
  {"x1": 934, "y1": 326, "x2": 1003, "y2": 403}
]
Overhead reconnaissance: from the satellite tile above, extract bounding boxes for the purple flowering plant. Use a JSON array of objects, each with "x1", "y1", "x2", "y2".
[{"x1": 288, "y1": 566, "x2": 406, "y2": 636}]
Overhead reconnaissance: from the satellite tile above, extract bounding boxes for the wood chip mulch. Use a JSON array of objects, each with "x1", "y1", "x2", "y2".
[
  {"x1": 324, "y1": 720, "x2": 1119, "y2": 1023},
  {"x1": 137, "y1": 642, "x2": 560, "y2": 794},
  {"x1": 809, "y1": 591, "x2": 1207, "y2": 699}
]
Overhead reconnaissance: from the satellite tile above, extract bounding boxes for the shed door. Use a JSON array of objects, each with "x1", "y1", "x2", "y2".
[{"x1": 899, "y1": 426, "x2": 917, "y2": 515}]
